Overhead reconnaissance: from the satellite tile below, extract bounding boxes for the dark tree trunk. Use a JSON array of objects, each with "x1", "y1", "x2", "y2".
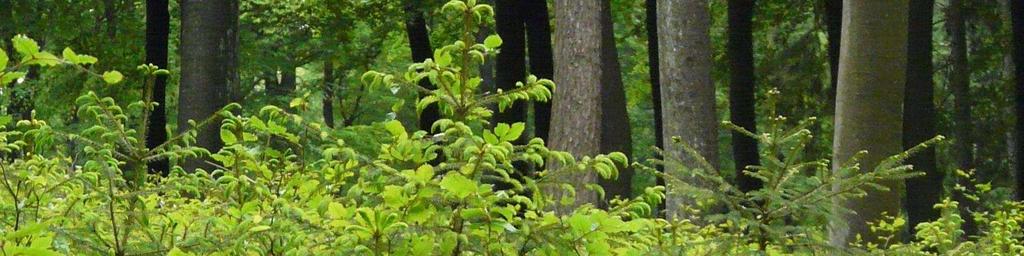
[
  {"x1": 323, "y1": 61, "x2": 336, "y2": 128},
  {"x1": 404, "y1": 1, "x2": 439, "y2": 131},
  {"x1": 645, "y1": 0, "x2": 666, "y2": 216},
  {"x1": 104, "y1": 0, "x2": 118, "y2": 39},
  {"x1": 524, "y1": 0, "x2": 554, "y2": 141},
  {"x1": 903, "y1": 0, "x2": 940, "y2": 233},
  {"x1": 145, "y1": 0, "x2": 170, "y2": 176},
  {"x1": 179, "y1": 0, "x2": 239, "y2": 171},
  {"x1": 727, "y1": 0, "x2": 760, "y2": 192},
  {"x1": 824, "y1": 0, "x2": 841, "y2": 113},
  {"x1": 494, "y1": 0, "x2": 528, "y2": 126},
  {"x1": 598, "y1": 0, "x2": 634, "y2": 201},
  {"x1": 947, "y1": 0, "x2": 978, "y2": 237},
  {"x1": 1012, "y1": 0, "x2": 1024, "y2": 200}
]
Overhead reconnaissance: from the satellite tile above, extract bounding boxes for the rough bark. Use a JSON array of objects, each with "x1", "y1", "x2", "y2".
[
  {"x1": 727, "y1": 0, "x2": 760, "y2": 192},
  {"x1": 657, "y1": 0, "x2": 719, "y2": 219},
  {"x1": 829, "y1": 0, "x2": 908, "y2": 246},
  {"x1": 179, "y1": 0, "x2": 239, "y2": 172},
  {"x1": 1012, "y1": 0, "x2": 1024, "y2": 200},
  {"x1": 524, "y1": 0, "x2": 554, "y2": 141},
  {"x1": 145, "y1": 0, "x2": 170, "y2": 176},
  {"x1": 323, "y1": 61, "x2": 336, "y2": 128},
  {"x1": 404, "y1": 0, "x2": 440, "y2": 131},
  {"x1": 598, "y1": 0, "x2": 634, "y2": 201},
  {"x1": 550, "y1": 0, "x2": 603, "y2": 211},
  {"x1": 903, "y1": 0, "x2": 941, "y2": 232},
  {"x1": 947, "y1": 0, "x2": 978, "y2": 237}
]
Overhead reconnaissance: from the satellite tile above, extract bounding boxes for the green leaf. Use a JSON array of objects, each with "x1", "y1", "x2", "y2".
[
  {"x1": 167, "y1": 247, "x2": 195, "y2": 256},
  {"x1": 28, "y1": 52, "x2": 60, "y2": 66},
  {"x1": 12, "y1": 35, "x2": 40, "y2": 56},
  {"x1": 503, "y1": 123, "x2": 525, "y2": 141},
  {"x1": 4, "y1": 222, "x2": 48, "y2": 240},
  {"x1": 440, "y1": 173, "x2": 477, "y2": 199},
  {"x1": 62, "y1": 47, "x2": 97, "y2": 65},
  {"x1": 0, "y1": 47, "x2": 8, "y2": 70},
  {"x1": 249, "y1": 225, "x2": 271, "y2": 232},
  {"x1": 102, "y1": 71, "x2": 123, "y2": 84},
  {"x1": 483, "y1": 130, "x2": 498, "y2": 145},
  {"x1": 1, "y1": 71, "x2": 25, "y2": 85},
  {"x1": 384, "y1": 120, "x2": 407, "y2": 139},
  {"x1": 220, "y1": 129, "x2": 237, "y2": 145},
  {"x1": 484, "y1": 35, "x2": 503, "y2": 48}
]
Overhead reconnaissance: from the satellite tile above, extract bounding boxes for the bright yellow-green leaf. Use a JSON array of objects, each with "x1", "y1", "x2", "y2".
[
  {"x1": 0, "y1": 47, "x2": 8, "y2": 70},
  {"x1": 440, "y1": 172, "x2": 476, "y2": 199},
  {"x1": 62, "y1": 47, "x2": 97, "y2": 65},
  {"x1": 102, "y1": 70, "x2": 123, "y2": 84},
  {"x1": 12, "y1": 35, "x2": 39, "y2": 56},
  {"x1": 484, "y1": 35, "x2": 503, "y2": 48}
]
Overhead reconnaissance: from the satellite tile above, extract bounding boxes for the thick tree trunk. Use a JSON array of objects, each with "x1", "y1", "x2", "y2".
[
  {"x1": 598, "y1": 0, "x2": 634, "y2": 201},
  {"x1": 179, "y1": 0, "x2": 239, "y2": 171},
  {"x1": 727, "y1": 0, "x2": 760, "y2": 192},
  {"x1": 657, "y1": 0, "x2": 719, "y2": 219},
  {"x1": 323, "y1": 61, "x2": 336, "y2": 128},
  {"x1": 824, "y1": 0, "x2": 841, "y2": 113},
  {"x1": 524, "y1": 0, "x2": 554, "y2": 141},
  {"x1": 903, "y1": 0, "x2": 940, "y2": 233},
  {"x1": 829, "y1": 0, "x2": 908, "y2": 246},
  {"x1": 404, "y1": 1, "x2": 439, "y2": 131},
  {"x1": 550, "y1": 0, "x2": 603, "y2": 211},
  {"x1": 947, "y1": 0, "x2": 978, "y2": 237},
  {"x1": 1012, "y1": 0, "x2": 1024, "y2": 200},
  {"x1": 145, "y1": 0, "x2": 170, "y2": 176},
  {"x1": 494, "y1": 0, "x2": 528, "y2": 126}
]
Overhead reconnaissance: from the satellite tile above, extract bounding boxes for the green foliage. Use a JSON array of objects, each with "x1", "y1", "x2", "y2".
[{"x1": 2, "y1": 2, "x2": 1023, "y2": 256}]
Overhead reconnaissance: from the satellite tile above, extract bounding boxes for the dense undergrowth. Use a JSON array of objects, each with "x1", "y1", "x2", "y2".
[{"x1": 1, "y1": 1, "x2": 1023, "y2": 255}]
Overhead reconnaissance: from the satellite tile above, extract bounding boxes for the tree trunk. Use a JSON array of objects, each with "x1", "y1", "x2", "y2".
[
  {"x1": 404, "y1": 0, "x2": 439, "y2": 131},
  {"x1": 824, "y1": 0, "x2": 841, "y2": 114},
  {"x1": 145, "y1": 0, "x2": 170, "y2": 176},
  {"x1": 179, "y1": 0, "x2": 239, "y2": 172},
  {"x1": 104, "y1": 0, "x2": 118, "y2": 39},
  {"x1": 829, "y1": 0, "x2": 908, "y2": 246},
  {"x1": 598, "y1": 0, "x2": 634, "y2": 201},
  {"x1": 657, "y1": 0, "x2": 719, "y2": 219},
  {"x1": 524, "y1": 0, "x2": 554, "y2": 141},
  {"x1": 494, "y1": 0, "x2": 528, "y2": 127},
  {"x1": 947, "y1": 0, "x2": 978, "y2": 237},
  {"x1": 323, "y1": 61, "x2": 336, "y2": 128},
  {"x1": 1012, "y1": 0, "x2": 1024, "y2": 200},
  {"x1": 645, "y1": 0, "x2": 666, "y2": 216},
  {"x1": 903, "y1": 0, "x2": 940, "y2": 233},
  {"x1": 727, "y1": 0, "x2": 760, "y2": 192},
  {"x1": 550, "y1": 0, "x2": 603, "y2": 211}
]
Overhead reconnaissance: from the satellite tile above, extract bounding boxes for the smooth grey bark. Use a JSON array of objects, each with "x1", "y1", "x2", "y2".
[
  {"x1": 657, "y1": 0, "x2": 719, "y2": 219},
  {"x1": 179, "y1": 0, "x2": 239, "y2": 171},
  {"x1": 550, "y1": 0, "x2": 603, "y2": 211},
  {"x1": 829, "y1": 0, "x2": 909, "y2": 246}
]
